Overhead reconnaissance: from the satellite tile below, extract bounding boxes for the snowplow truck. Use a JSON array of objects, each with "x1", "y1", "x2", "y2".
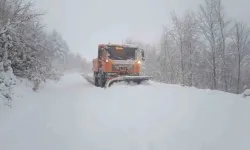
[{"x1": 92, "y1": 44, "x2": 151, "y2": 88}]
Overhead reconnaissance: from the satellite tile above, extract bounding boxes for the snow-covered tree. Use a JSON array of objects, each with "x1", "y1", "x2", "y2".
[
  {"x1": 0, "y1": 0, "x2": 87, "y2": 106},
  {"x1": 230, "y1": 22, "x2": 250, "y2": 94},
  {"x1": 127, "y1": 0, "x2": 250, "y2": 94}
]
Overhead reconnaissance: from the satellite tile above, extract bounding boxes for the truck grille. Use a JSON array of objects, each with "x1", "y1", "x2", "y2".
[{"x1": 112, "y1": 64, "x2": 134, "y2": 71}]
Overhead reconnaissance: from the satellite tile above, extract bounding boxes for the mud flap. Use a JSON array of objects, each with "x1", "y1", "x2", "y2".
[{"x1": 104, "y1": 76, "x2": 152, "y2": 88}]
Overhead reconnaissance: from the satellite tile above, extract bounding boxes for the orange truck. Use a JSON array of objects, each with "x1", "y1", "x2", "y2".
[{"x1": 92, "y1": 43, "x2": 150, "y2": 87}]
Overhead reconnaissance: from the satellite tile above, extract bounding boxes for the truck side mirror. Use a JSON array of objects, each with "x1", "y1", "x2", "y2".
[
  {"x1": 98, "y1": 49, "x2": 101, "y2": 58},
  {"x1": 107, "y1": 47, "x2": 111, "y2": 53},
  {"x1": 141, "y1": 49, "x2": 145, "y2": 61}
]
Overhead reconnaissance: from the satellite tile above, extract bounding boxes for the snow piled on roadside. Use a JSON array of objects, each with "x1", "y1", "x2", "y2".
[
  {"x1": 0, "y1": 72, "x2": 249, "y2": 150},
  {"x1": 82, "y1": 78, "x2": 250, "y2": 150}
]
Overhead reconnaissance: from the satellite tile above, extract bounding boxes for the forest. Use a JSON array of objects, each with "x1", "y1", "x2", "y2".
[
  {"x1": 0, "y1": 0, "x2": 86, "y2": 105},
  {"x1": 125, "y1": 0, "x2": 250, "y2": 94},
  {"x1": 1, "y1": 0, "x2": 250, "y2": 107}
]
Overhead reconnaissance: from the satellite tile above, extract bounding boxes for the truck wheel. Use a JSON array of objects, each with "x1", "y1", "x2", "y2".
[
  {"x1": 94, "y1": 77, "x2": 98, "y2": 86},
  {"x1": 102, "y1": 79, "x2": 106, "y2": 88},
  {"x1": 98, "y1": 77, "x2": 103, "y2": 88},
  {"x1": 98, "y1": 76, "x2": 107, "y2": 88}
]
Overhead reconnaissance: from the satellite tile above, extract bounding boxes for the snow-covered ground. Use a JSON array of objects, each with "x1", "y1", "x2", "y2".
[{"x1": 0, "y1": 73, "x2": 250, "y2": 150}]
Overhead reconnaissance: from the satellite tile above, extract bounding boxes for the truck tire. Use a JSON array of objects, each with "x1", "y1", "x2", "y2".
[
  {"x1": 98, "y1": 77, "x2": 103, "y2": 87},
  {"x1": 94, "y1": 77, "x2": 98, "y2": 86},
  {"x1": 97, "y1": 75, "x2": 107, "y2": 88},
  {"x1": 102, "y1": 79, "x2": 106, "y2": 88}
]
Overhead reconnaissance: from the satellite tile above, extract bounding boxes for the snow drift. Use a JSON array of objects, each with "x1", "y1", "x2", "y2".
[{"x1": 0, "y1": 72, "x2": 249, "y2": 150}]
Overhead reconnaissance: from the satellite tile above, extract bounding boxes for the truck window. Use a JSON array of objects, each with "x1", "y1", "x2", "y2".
[{"x1": 107, "y1": 46, "x2": 137, "y2": 60}]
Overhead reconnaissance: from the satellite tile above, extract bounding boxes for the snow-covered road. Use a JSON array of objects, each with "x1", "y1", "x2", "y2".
[{"x1": 0, "y1": 73, "x2": 250, "y2": 150}]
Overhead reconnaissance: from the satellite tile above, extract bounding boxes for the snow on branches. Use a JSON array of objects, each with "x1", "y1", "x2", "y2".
[
  {"x1": 126, "y1": 0, "x2": 250, "y2": 95},
  {"x1": 0, "y1": 0, "x2": 72, "y2": 106}
]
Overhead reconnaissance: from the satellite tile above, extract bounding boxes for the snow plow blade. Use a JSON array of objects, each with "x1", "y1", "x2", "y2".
[{"x1": 105, "y1": 76, "x2": 152, "y2": 88}]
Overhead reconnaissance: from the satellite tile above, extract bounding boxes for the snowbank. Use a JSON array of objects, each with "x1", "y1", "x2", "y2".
[
  {"x1": 0, "y1": 72, "x2": 249, "y2": 150},
  {"x1": 243, "y1": 89, "x2": 250, "y2": 98}
]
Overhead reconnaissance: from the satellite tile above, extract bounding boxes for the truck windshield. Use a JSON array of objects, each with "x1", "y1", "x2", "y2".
[{"x1": 107, "y1": 46, "x2": 137, "y2": 60}]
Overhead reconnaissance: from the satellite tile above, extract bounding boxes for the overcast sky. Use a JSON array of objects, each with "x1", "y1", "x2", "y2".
[{"x1": 34, "y1": 0, "x2": 250, "y2": 61}]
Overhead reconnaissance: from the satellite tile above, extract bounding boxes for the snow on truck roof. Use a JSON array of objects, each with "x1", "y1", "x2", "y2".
[{"x1": 98, "y1": 43, "x2": 139, "y2": 49}]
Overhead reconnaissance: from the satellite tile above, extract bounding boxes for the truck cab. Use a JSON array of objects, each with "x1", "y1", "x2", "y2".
[{"x1": 92, "y1": 43, "x2": 145, "y2": 87}]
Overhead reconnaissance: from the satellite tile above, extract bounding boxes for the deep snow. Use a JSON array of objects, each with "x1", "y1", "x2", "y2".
[{"x1": 0, "y1": 73, "x2": 250, "y2": 150}]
